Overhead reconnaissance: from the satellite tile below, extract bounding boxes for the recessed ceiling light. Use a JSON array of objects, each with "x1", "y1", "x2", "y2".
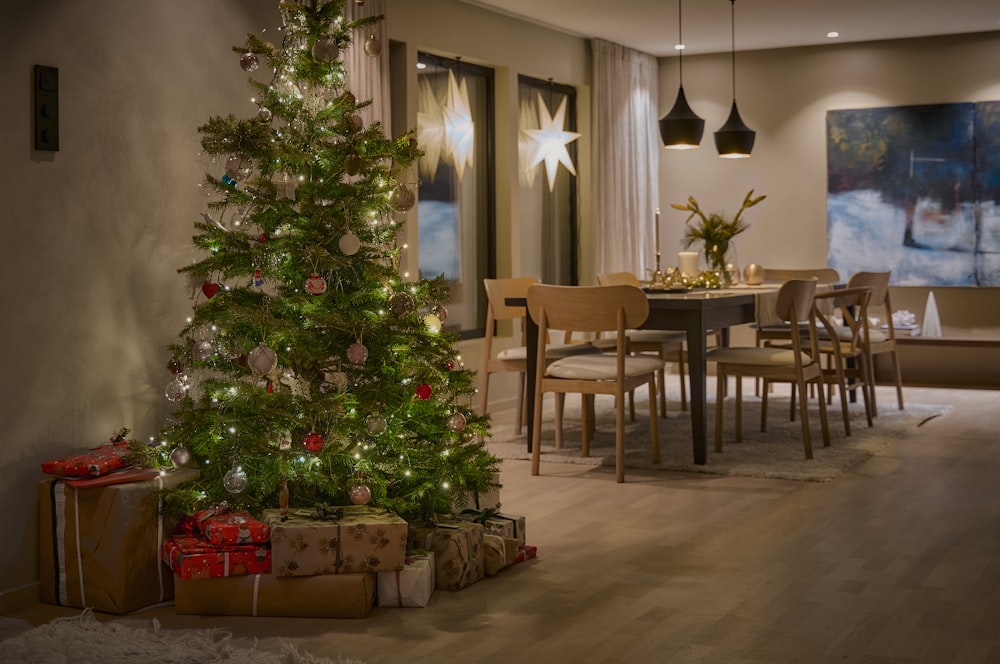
[
  {"x1": 674, "y1": 43, "x2": 685, "y2": 51},
  {"x1": 827, "y1": 31, "x2": 840, "y2": 39}
]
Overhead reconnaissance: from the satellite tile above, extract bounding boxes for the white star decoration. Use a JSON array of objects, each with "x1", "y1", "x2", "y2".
[
  {"x1": 525, "y1": 93, "x2": 581, "y2": 192},
  {"x1": 417, "y1": 77, "x2": 446, "y2": 182},
  {"x1": 442, "y1": 70, "x2": 475, "y2": 180}
]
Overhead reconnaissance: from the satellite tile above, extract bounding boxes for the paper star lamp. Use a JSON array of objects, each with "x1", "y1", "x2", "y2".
[
  {"x1": 443, "y1": 70, "x2": 475, "y2": 180},
  {"x1": 517, "y1": 96, "x2": 541, "y2": 188},
  {"x1": 526, "y1": 93, "x2": 581, "y2": 191},
  {"x1": 417, "y1": 77, "x2": 446, "y2": 182}
]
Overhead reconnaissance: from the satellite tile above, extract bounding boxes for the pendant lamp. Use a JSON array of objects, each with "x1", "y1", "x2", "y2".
[
  {"x1": 659, "y1": 0, "x2": 704, "y2": 149},
  {"x1": 714, "y1": 0, "x2": 755, "y2": 158}
]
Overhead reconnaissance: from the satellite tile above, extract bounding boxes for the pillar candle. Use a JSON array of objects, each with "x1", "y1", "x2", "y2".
[{"x1": 678, "y1": 251, "x2": 699, "y2": 276}]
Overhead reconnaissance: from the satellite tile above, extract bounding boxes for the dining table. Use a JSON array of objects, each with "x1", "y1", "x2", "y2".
[{"x1": 509, "y1": 285, "x2": 779, "y2": 466}]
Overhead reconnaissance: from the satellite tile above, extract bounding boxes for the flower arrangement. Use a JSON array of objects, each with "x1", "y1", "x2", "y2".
[{"x1": 672, "y1": 190, "x2": 766, "y2": 277}]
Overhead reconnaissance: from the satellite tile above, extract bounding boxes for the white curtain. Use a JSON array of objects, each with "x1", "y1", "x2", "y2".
[
  {"x1": 591, "y1": 38, "x2": 660, "y2": 279},
  {"x1": 344, "y1": 0, "x2": 389, "y2": 130}
]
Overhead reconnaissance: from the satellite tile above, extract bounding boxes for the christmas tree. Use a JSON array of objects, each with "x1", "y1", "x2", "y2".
[{"x1": 153, "y1": 0, "x2": 499, "y2": 522}]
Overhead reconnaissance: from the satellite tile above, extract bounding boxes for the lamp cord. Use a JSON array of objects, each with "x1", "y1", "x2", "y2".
[
  {"x1": 677, "y1": 0, "x2": 684, "y2": 86},
  {"x1": 730, "y1": 0, "x2": 737, "y2": 100}
]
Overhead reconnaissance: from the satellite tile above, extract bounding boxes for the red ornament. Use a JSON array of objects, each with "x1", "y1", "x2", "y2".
[
  {"x1": 169, "y1": 359, "x2": 184, "y2": 374},
  {"x1": 258, "y1": 234, "x2": 268, "y2": 243},
  {"x1": 305, "y1": 272, "x2": 327, "y2": 295},
  {"x1": 416, "y1": 383, "x2": 432, "y2": 400},
  {"x1": 303, "y1": 431, "x2": 324, "y2": 454},
  {"x1": 445, "y1": 359, "x2": 455, "y2": 371},
  {"x1": 202, "y1": 282, "x2": 220, "y2": 299}
]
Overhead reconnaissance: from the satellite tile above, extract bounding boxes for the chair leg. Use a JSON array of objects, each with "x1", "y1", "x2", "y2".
[
  {"x1": 648, "y1": 378, "x2": 661, "y2": 465},
  {"x1": 554, "y1": 393, "x2": 565, "y2": 449},
  {"x1": 890, "y1": 350, "x2": 905, "y2": 410},
  {"x1": 714, "y1": 367, "x2": 726, "y2": 453},
  {"x1": 734, "y1": 377, "x2": 743, "y2": 444},
  {"x1": 530, "y1": 388, "x2": 544, "y2": 476},
  {"x1": 580, "y1": 394, "x2": 590, "y2": 457},
  {"x1": 628, "y1": 390, "x2": 637, "y2": 421},
  {"x1": 657, "y1": 366, "x2": 667, "y2": 418},
  {"x1": 816, "y1": 377, "x2": 831, "y2": 448},
  {"x1": 678, "y1": 353, "x2": 688, "y2": 412},
  {"x1": 760, "y1": 380, "x2": 770, "y2": 432},
  {"x1": 796, "y1": 377, "x2": 814, "y2": 460},
  {"x1": 615, "y1": 389, "x2": 626, "y2": 483},
  {"x1": 514, "y1": 372, "x2": 525, "y2": 434}
]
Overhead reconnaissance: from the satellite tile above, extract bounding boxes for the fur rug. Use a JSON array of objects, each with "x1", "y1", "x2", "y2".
[
  {"x1": 0, "y1": 609, "x2": 362, "y2": 664},
  {"x1": 486, "y1": 382, "x2": 950, "y2": 482}
]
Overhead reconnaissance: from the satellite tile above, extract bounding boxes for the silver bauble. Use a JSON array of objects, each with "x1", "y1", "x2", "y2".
[
  {"x1": 170, "y1": 446, "x2": 192, "y2": 468},
  {"x1": 311, "y1": 37, "x2": 339, "y2": 64},
  {"x1": 223, "y1": 464, "x2": 249, "y2": 494}
]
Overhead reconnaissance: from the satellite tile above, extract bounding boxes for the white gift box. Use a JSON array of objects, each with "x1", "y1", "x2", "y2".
[{"x1": 377, "y1": 551, "x2": 435, "y2": 608}]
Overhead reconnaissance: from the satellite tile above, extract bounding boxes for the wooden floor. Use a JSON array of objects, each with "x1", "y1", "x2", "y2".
[{"x1": 6, "y1": 384, "x2": 1000, "y2": 663}]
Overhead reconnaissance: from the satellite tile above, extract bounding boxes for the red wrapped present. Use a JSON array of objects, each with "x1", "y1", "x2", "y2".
[
  {"x1": 162, "y1": 534, "x2": 271, "y2": 580},
  {"x1": 512, "y1": 544, "x2": 538, "y2": 566},
  {"x1": 41, "y1": 441, "x2": 133, "y2": 478},
  {"x1": 193, "y1": 506, "x2": 270, "y2": 545}
]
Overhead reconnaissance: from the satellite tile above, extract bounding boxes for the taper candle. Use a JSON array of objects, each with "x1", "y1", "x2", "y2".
[{"x1": 655, "y1": 208, "x2": 661, "y2": 260}]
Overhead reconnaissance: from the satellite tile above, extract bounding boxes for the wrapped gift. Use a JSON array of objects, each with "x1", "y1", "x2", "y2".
[
  {"x1": 458, "y1": 509, "x2": 526, "y2": 546},
  {"x1": 407, "y1": 521, "x2": 484, "y2": 591},
  {"x1": 451, "y1": 472, "x2": 501, "y2": 513},
  {"x1": 263, "y1": 505, "x2": 407, "y2": 577},
  {"x1": 377, "y1": 551, "x2": 435, "y2": 608},
  {"x1": 193, "y1": 507, "x2": 270, "y2": 546},
  {"x1": 41, "y1": 441, "x2": 133, "y2": 478},
  {"x1": 483, "y1": 534, "x2": 521, "y2": 576},
  {"x1": 162, "y1": 534, "x2": 271, "y2": 580},
  {"x1": 512, "y1": 544, "x2": 538, "y2": 566},
  {"x1": 174, "y1": 572, "x2": 375, "y2": 618},
  {"x1": 38, "y1": 468, "x2": 199, "y2": 614}
]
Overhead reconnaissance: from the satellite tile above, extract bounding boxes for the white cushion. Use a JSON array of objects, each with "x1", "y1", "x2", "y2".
[
  {"x1": 497, "y1": 342, "x2": 602, "y2": 361},
  {"x1": 708, "y1": 346, "x2": 810, "y2": 367},
  {"x1": 546, "y1": 355, "x2": 664, "y2": 380}
]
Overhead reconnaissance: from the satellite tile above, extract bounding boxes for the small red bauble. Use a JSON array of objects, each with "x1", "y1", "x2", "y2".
[
  {"x1": 445, "y1": 359, "x2": 455, "y2": 371},
  {"x1": 416, "y1": 383, "x2": 432, "y2": 400},
  {"x1": 202, "y1": 282, "x2": 220, "y2": 299},
  {"x1": 303, "y1": 431, "x2": 324, "y2": 454}
]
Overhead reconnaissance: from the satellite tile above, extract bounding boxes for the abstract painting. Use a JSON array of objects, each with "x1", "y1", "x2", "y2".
[{"x1": 827, "y1": 101, "x2": 1000, "y2": 286}]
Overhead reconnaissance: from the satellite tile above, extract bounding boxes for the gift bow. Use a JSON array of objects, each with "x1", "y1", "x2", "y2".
[{"x1": 309, "y1": 504, "x2": 345, "y2": 521}]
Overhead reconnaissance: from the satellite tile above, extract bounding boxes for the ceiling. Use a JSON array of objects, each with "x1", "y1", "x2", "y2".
[{"x1": 458, "y1": 0, "x2": 1000, "y2": 57}]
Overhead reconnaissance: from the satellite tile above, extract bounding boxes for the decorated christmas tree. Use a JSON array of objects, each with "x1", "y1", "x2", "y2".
[{"x1": 152, "y1": 0, "x2": 499, "y2": 522}]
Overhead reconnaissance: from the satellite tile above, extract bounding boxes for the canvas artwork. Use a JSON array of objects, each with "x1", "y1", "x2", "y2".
[{"x1": 827, "y1": 101, "x2": 1000, "y2": 286}]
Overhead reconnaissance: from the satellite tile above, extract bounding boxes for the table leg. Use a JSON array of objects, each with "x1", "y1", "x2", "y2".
[
  {"x1": 523, "y1": 315, "x2": 539, "y2": 454},
  {"x1": 687, "y1": 326, "x2": 709, "y2": 465}
]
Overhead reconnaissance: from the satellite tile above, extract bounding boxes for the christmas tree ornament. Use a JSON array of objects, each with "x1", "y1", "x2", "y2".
[
  {"x1": 169, "y1": 358, "x2": 185, "y2": 374},
  {"x1": 344, "y1": 154, "x2": 362, "y2": 176},
  {"x1": 389, "y1": 184, "x2": 415, "y2": 212},
  {"x1": 256, "y1": 106, "x2": 273, "y2": 123},
  {"x1": 445, "y1": 359, "x2": 455, "y2": 371},
  {"x1": 433, "y1": 304, "x2": 448, "y2": 322},
  {"x1": 325, "y1": 370, "x2": 349, "y2": 392},
  {"x1": 165, "y1": 377, "x2": 187, "y2": 402},
  {"x1": 170, "y1": 445, "x2": 193, "y2": 468},
  {"x1": 202, "y1": 282, "x2": 220, "y2": 299},
  {"x1": 347, "y1": 342, "x2": 368, "y2": 364},
  {"x1": 388, "y1": 292, "x2": 415, "y2": 317},
  {"x1": 350, "y1": 483, "x2": 372, "y2": 505},
  {"x1": 239, "y1": 52, "x2": 259, "y2": 72},
  {"x1": 253, "y1": 269, "x2": 265, "y2": 288},
  {"x1": 277, "y1": 431, "x2": 292, "y2": 450},
  {"x1": 423, "y1": 313, "x2": 442, "y2": 333},
  {"x1": 305, "y1": 272, "x2": 328, "y2": 295},
  {"x1": 225, "y1": 155, "x2": 251, "y2": 181},
  {"x1": 416, "y1": 383, "x2": 433, "y2": 400},
  {"x1": 193, "y1": 340, "x2": 215, "y2": 362},
  {"x1": 311, "y1": 37, "x2": 339, "y2": 64},
  {"x1": 363, "y1": 34, "x2": 382, "y2": 57},
  {"x1": 303, "y1": 431, "x2": 324, "y2": 454},
  {"x1": 447, "y1": 412, "x2": 467, "y2": 432},
  {"x1": 365, "y1": 413, "x2": 387, "y2": 435},
  {"x1": 347, "y1": 113, "x2": 364, "y2": 132},
  {"x1": 339, "y1": 232, "x2": 361, "y2": 255},
  {"x1": 248, "y1": 342, "x2": 278, "y2": 375},
  {"x1": 223, "y1": 463, "x2": 249, "y2": 494}
]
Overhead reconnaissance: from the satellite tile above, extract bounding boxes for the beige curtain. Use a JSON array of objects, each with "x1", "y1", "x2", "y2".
[
  {"x1": 591, "y1": 38, "x2": 660, "y2": 279},
  {"x1": 344, "y1": 0, "x2": 389, "y2": 130}
]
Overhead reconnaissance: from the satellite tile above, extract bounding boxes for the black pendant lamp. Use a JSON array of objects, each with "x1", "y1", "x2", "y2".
[
  {"x1": 714, "y1": 0, "x2": 755, "y2": 158},
  {"x1": 659, "y1": 0, "x2": 704, "y2": 149}
]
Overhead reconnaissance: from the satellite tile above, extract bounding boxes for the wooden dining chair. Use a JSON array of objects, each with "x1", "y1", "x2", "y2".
[
  {"x1": 478, "y1": 277, "x2": 601, "y2": 442},
  {"x1": 708, "y1": 279, "x2": 830, "y2": 459},
  {"x1": 526, "y1": 284, "x2": 664, "y2": 483},
  {"x1": 596, "y1": 271, "x2": 688, "y2": 416},
  {"x1": 846, "y1": 271, "x2": 905, "y2": 415},
  {"x1": 808, "y1": 286, "x2": 876, "y2": 436}
]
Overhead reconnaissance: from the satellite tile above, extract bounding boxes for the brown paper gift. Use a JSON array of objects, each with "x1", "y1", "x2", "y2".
[
  {"x1": 483, "y1": 534, "x2": 521, "y2": 576},
  {"x1": 407, "y1": 521, "x2": 485, "y2": 591},
  {"x1": 263, "y1": 505, "x2": 407, "y2": 577},
  {"x1": 174, "y1": 572, "x2": 375, "y2": 618},
  {"x1": 38, "y1": 468, "x2": 199, "y2": 614}
]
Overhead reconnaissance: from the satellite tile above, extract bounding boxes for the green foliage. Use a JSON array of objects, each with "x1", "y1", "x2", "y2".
[
  {"x1": 671, "y1": 189, "x2": 765, "y2": 270},
  {"x1": 153, "y1": 0, "x2": 499, "y2": 524}
]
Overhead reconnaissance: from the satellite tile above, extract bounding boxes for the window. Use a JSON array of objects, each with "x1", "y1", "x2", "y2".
[{"x1": 415, "y1": 53, "x2": 495, "y2": 338}]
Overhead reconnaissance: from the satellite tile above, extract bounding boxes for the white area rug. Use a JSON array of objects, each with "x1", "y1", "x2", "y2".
[
  {"x1": 0, "y1": 609, "x2": 362, "y2": 664},
  {"x1": 486, "y1": 382, "x2": 950, "y2": 482}
]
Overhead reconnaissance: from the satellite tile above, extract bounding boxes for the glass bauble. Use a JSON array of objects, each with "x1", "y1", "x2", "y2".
[
  {"x1": 311, "y1": 37, "x2": 339, "y2": 64},
  {"x1": 365, "y1": 414, "x2": 387, "y2": 435},
  {"x1": 170, "y1": 446, "x2": 192, "y2": 468},
  {"x1": 193, "y1": 340, "x2": 214, "y2": 362},
  {"x1": 416, "y1": 383, "x2": 432, "y2": 400},
  {"x1": 248, "y1": 342, "x2": 278, "y2": 375},
  {"x1": 223, "y1": 464, "x2": 248, "y2": 494},
  {"x1": 339, "y1": 232, "x2": 361, "y2": 255},
  {"x1": 165, "y1": 377, "x2": 187, "y2": 402},
  {"x1": 239, "y1": 52, "x2": 259, "y2": 72},
  {"x1": 347, "y1": 342, "x2": 368, "y2": 364},
  {"x1": 447, "y1": 412, "x2": 467, "y2": 432},
  {"x1": 350, "y1": 484, "x2": 372, "y2": 505},
  {"x1": 326, "y1": 371, "x2": 349, "y2": 392},
  {"x1": 388, "y1": 292, "x2": 415, "y2": 317},
  {"x1": 389, "y1": 185, "x2": 415, "y2": 212},
  {"x1": 303, "y1": 431, "x2": 324, "y2": 454},
  {"x1": 257, "y1": 107, "x2": 273, "y2": 123},
  {"x1": 225, "y1": 155, "x2": 251, "y2": 181},
  {"x1": 423, "y1": 313, "x2": 442, "y2": 333},
  {"x1": 363, "y1": 35, "x2": 382, "y2": 57},
  {"x1": 433, "y1": 304, "x2": 448, "y2": 323}
]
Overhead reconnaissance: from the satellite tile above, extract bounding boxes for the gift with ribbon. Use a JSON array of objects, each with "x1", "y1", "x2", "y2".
[
  {"x1": 406, "y1": 520, "x2": 485, "y2": 591},
  {"x1": 192, "y1": 504, "x2": 270, "y2": 546},
  {"x1": 263, "y1": 505, "x2": 407, "y2": 577},
  {"x1": 162, "y1": 534, "x2": 271, "y2": 580},
  {"x1": 376, "y1": 550, "x2": 435, "y2": 608}
]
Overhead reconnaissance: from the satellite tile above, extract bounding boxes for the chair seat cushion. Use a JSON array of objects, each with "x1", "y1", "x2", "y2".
[
  {"x1": 708, "y1": 346, "x2": 810, "y2": 367},
  {"x1": 545, "y1": 354, "x2": 664, "y2": 380},
  {"x1": 497, "y1": 342, "x2": 601, "y2": 361}
]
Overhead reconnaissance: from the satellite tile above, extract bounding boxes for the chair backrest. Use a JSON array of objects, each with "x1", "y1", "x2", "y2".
[
  {"x1": 846, "y1": 271, "x2": 890, "y2": 309},
  {"x1": 774, "y1": 279, "x2": 818, "y2": 324},
  {"x1": 596, "y1": 271, "x2": 641, "y2": 287},
  {"x1": 812, "y1": 286, "x2": 873, "y2": 350},
  {"x1": 483, "y1": 276, "x2": 539, "y2": 323},
  {"x1": 526, "y1": 284, "x2": 649, "y2": 336},
  {"x1": 763, "y1": 267, "x2": 841, "y2": 284}
]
